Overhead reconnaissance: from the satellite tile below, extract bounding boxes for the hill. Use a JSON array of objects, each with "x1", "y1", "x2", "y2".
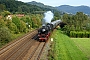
[
  {"x1": 27, "y1": 1, "x2": 63, "y2": 14},
  {"x1": 0, "y1": 0, "x2": 52, "y2": 14},
  {"x1": 1, "y1": 0, "x2": 90, "y2": 15},
  {"x1": 56, "y1": 5, "x2": 90, "y2": 15},
  {"x1": 27, "y1": 1, "x2": 55, "y2": 10}
]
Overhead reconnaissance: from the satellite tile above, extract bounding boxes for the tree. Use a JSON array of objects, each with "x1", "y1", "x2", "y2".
[
  {"x1": 54, "y1": 11, "x2": 61, "y2": 20},
  {"x1": 0, "y1": 4, "x2": 6, "y2": 12},
  {"x1": 12, "y1": 16, "x2": 20, "y2": 32},
  {"x1": 18, "y1": 7, "x2": 22, "y2": 13},
  {"x1": 0, "y1": 27, "x2": 11, "y2": 43},
  {"x1": 19, "y1": 5, "x2": 30, "y2": 13},
  {"x1": 62, "y1": 14, "x2": 69, "y2": 23},
  {"x1": 31, "y1": 15, "x2": 38, "y2": 28},
  {"x1": 0, "y1": 19, "x2": 5, "y2": 28},
  {"x1": 20, "y1": 16, "x2": 32, "y2": 29},
  {"x1": 6, "y1": 20, "x2": 18, "y2": 33},
  {"x1": 86, "y1": 23, "x2": 90, "y2": 31},
  {"x1": 19, "y1": 20, "x2": 26, "y2": 32},
  {"x1": 1, "y1": 11, "x2": 11, "y2": 17},
  {"x1": 75, "y1": 12, "x2": 88, "y2": 30}
]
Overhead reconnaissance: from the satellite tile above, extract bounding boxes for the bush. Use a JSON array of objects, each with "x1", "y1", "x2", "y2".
[
  {"x1": 70, "y1": 31, "x2": 90, "y2": 38},
  {"x1": 6, "y1": 21, "x2": 18, "y2": 33},
  {"x1": 0, "y1": 27, "x2": 11, "y2": 43}
]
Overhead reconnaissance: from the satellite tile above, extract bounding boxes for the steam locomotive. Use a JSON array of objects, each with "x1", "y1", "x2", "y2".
[{"x1": 38, "y1": 20, "x2": 62, "y2": 42}]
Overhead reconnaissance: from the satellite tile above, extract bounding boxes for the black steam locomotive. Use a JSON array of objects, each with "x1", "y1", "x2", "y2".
[{"x1": 38, "y1": 20, "x2": 62, "y2": 42}]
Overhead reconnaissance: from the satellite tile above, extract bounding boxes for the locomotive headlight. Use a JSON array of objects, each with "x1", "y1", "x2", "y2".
[{"x1": 42, "y1": 29, "x2": 45, "y2": 32}]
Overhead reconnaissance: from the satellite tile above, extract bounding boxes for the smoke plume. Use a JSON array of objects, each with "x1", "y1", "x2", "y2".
[{"x1": 42, "y1": 11, "x2": 54, "y2": 24}]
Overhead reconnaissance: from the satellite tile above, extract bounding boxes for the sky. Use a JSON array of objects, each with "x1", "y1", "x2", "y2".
[{"x1": 18, "y1": 0, "x2": 90, "y2": 7}]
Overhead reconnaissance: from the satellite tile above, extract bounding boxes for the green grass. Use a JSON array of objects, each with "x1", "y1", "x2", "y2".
[
  {"x1": 11, "y1": 33, "x2": 25, "y2": 40},
  {"x1": 50, "y1": 29, "x2": 88, "y2": 60},
  {"x1": 71, "y1": 38, "x2": 90, "y2": 59}
]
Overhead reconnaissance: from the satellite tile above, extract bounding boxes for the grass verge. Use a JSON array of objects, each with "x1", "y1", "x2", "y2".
[{"x1": 49, "y1": 29, "x2": 88, "y2": 60}]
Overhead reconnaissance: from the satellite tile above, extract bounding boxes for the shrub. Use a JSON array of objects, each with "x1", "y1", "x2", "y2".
[
  {"x1": 70, "y1": 31, "x2": 90, "y2": 38},
  {"x1": 0, "y1": 27, "x2": 11, "y2": 43}
]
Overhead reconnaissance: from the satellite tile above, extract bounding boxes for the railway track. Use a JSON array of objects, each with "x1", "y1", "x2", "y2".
[
  {"x1": 23, "y1": 42, "x2": 46, "y2": 60},
  {"x1": 0, "y1": 30, "x2": 46, "y2": 60}
]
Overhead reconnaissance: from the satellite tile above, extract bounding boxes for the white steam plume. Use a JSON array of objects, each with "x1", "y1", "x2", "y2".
[{"x1": 42, "y1": 11, "x2": 54, "y2": 24}]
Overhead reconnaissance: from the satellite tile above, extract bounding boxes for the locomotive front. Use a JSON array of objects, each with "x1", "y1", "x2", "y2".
[{"x1": 38, "y1": 24, "x2": 50, "y2": 41}]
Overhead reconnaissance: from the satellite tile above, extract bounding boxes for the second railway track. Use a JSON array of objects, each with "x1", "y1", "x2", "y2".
[{"x1": 0, "y1": 29, "x2": 47, "y2": 60}]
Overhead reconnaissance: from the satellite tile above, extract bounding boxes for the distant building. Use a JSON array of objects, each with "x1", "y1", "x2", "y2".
[
  {"x1": 0, "y1": 16, "x2": 2, "y2": 19},
  {"x1": 6, "y1": 14, "x2": 25, "y2": 20},
  {"x1": 16, "y1": 14, "x2": 25, "y2": 18}
]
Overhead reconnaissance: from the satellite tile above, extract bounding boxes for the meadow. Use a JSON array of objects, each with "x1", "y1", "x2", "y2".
[
  {"x1": 71, "y1": 38, "x2": 90, "y2": 60},
  {"x1": 49, "y1": 29, "x2": 88, "y2": 60}
]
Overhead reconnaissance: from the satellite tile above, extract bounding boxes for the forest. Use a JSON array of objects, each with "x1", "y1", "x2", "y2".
[
  {"x1": 62, "y1": 12, "x2": 90, "y2": 38},
  {"x1": 0, "y1": 0, "x2": 61, "y2": 14},
  {"x1": 0, "y1": 0, "x2": 50, "y2": 14}
]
